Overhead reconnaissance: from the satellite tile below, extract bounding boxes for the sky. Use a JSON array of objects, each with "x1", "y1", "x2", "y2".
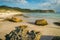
[{"x1": 0, "y1": 0, "x2": 60, "y2": 12}]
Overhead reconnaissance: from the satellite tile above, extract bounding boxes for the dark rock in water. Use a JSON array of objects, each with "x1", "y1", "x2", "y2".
[
  {"x1": 35, "y1": 19, "x2": 48, "y2": 26},
  {"x1": 54, "y1": 22, "x2": 60, "y2": 26}
]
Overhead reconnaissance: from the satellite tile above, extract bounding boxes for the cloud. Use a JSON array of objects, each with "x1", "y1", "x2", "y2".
[
  {"x1": 36, "y1": 2, "x2": 52, "y2": 10},
  {"x1": 35, "y1": 0, "x2": 60, "y2": 11},
  {"x1": 21, "y1": 0, "x2": 28, "y2": 4},
  {"x1": 0, "y1": 0, "x2": 28, "y2": 4},
  {"x1": 16, "y1": 0, "x2": 28, "y2": 4},
  {"x1": 38, "y1": 2, "x2": 51, "y2": 7}
]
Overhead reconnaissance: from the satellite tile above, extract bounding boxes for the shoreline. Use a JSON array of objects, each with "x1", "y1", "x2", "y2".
[{"x1": 0, "y1": 13, "x2": 60, "y2": 40}]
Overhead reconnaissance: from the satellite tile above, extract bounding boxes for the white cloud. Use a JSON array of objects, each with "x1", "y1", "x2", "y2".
[
  {"x1": 16, "y1": 0, "x2": 28, "y2": 4},
  {"x1": 1, "y1": 0, "x2": 28, "y2": 4},
  {"x1": 39, "y1": 2, "x2": 51, "y2": 6},
  {"x1": 37, "y1": 2, "x2": 52, "y2": 10},
  {"x1": 36, "y1": 0, "x2": 60, "y2": 11}
]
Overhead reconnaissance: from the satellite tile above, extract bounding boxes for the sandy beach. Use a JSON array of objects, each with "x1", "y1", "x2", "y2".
[{"x1": 0, "y1": 13, "x2": 60, "y2": 40}]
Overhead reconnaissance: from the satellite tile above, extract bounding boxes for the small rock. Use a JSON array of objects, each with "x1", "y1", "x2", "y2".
[{"x1": 19, "y1": 25, "x2": 28, "y2": 29}]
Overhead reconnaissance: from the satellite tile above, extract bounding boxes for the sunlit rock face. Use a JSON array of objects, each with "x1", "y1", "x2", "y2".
[{"x1": 35, "y1": 19, "x2": 48, "y2": 26}]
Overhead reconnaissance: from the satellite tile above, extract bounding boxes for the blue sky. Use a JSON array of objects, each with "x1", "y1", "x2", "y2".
[{"x1": 0, "y1": 0, "x2": 60, "y2": 12}]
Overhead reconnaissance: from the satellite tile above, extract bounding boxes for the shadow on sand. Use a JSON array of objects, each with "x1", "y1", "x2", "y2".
[
  {"x1": 53, "y1": 22, "x2": 60, "y2": 26},
  {"x1": 0, "y1": 38, "x2": 2, "y2": 40},
  {"x1": 27, "y1": 22, "x2": 35, "y2": 25}
]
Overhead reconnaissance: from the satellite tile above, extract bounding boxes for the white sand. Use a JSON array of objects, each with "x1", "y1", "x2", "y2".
[{"x1": 0, "y1": 12, "x2": 22, "y2": 18}]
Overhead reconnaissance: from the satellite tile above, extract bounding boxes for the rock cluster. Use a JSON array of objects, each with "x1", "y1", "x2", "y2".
[{"x1": 5, "y1": 25, "x2": 41, "y2": 40}]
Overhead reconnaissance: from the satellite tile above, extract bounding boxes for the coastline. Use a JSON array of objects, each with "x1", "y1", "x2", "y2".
[{"x1": 0, "y1": 13, "x2": 60, "y2": 40}]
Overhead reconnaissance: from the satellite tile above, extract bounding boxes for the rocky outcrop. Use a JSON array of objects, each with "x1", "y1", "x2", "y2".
[
  {"x1": 35, "y1": 19, "x2": 48, "y2": 26},
  {"x1": 5, "y1": 25, "x2": 41, "y2": 40}
]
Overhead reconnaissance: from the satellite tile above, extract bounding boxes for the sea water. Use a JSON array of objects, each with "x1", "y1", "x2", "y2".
[
  {"x1": 24, "y1": 13, "x2": 60, "y2": 22},
  {"x1": 24, "y1": 13, "x2": 60, "y2": 19}
]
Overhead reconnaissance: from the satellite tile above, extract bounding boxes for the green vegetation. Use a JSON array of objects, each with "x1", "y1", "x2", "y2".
[{"x1": 0, "y1": 6, "x2": 55, "y2": 13}]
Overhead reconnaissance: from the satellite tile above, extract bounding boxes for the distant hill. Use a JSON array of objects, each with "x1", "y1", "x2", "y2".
[{"x1": 0, "y1": 6, "x2": 55, "y2": 13}]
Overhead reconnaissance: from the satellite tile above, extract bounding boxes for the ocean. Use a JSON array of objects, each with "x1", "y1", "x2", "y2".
[
  {"x1": 24, "y1": 13, "x2": 60, "y2": 19},
  {"x1": 24, "y1": 13, "x2": 60, "y2": 22}
]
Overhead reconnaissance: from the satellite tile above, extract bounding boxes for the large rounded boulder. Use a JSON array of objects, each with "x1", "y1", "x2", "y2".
[
  {"x1": 11, "y1": 17, "x2": 22, "y2": 22},
  {"x1": 35, "y1": 19, "x2": 48, "y2": 26},
  {"x1": 5, "y1": 17, "x2": 23, "y2": 22}
]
